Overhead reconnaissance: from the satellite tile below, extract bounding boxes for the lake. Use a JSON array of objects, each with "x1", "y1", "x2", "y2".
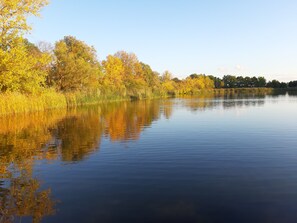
[{"x1": 1, "y1": 92, "x2": 297, "y2": 223}]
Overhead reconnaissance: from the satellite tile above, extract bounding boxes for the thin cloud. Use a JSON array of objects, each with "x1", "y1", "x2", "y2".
[{"x1": 217, "y1": 65, "x2": 249, "y2": 75}]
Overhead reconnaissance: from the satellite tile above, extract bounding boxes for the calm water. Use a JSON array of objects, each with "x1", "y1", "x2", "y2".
[{"x1": 1, "y1": 93, "x2": 297, "y2": 223}]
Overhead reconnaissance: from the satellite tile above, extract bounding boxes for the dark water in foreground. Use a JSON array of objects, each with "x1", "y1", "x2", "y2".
[{"x1": 1, "y1": 93, "x2": 297, "y2": 223}]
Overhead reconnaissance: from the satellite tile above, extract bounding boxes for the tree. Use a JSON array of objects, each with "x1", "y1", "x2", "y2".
[
  {"x1": 258, "y1": 76, "x2": 266, "y2": 87},
  {"x1": 0, "y1": 39, "x2": 50, "y2": 93},
  {"x1": 172, "y1": 77, "x2": 182, "y2": 83},
  {"x1": 203, "y1": 76, "x2": 215, "y2": 89},
  {"x1": 140, "y1": 63, "x2": 160, "y2": 87},
  {"x1": 161, "y1": 70, "x2": 173, "y2": 82},
  {"x1": 101, "y1": 55, "x2": 126, "y2": 95},
  {"x1": 160, "y1": 71, "x2": 175, "y2": 95},
  {"x1": 140, "y1": 62, "x2": 161, "y2": 93},
  {"x1": 113, "y1": 51, "x2": 147, "y2": 97},
  {"x1": 288, "y1": 81, "x2": 297, "y2": 88},
  {"x1": 0, "y1": 0, "x2": 49, "y2": 50},
  {"x1": 251, "y1": 76, "x2": 258, "y2": 87},
  {"x1": 208, "y1": 75, "x2": 223, "y2": 88},
  {"x1": 223, "y1": 75, "x2": 237, "y2": 88},
  {"x1": 0, "y1": 0, "x2": 50, "y2": 93},
  {"x1": 189, "y1": 73, "x2": 200, "y2": 79},
  {"x1": 114, "y1": 51, "x2": 143, "y2": 78},
  {"x1": 279, "y1": 82, "x2": 288, "y2": 88},
  {"x1": 266, "y1": 80, "x2": 287, "y2": 88},
  {"x1": 236, "y1": 76, "x2": 245, "y2": 87},
  {"x1": 50, "y1": 36, "x2": 101, "y2": 92},
  {"x1": 244, "y1": 76, "x2": 251, "y2": 87}
]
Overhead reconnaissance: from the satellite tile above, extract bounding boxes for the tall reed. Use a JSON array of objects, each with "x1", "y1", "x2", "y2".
[{"x1": 0, "y1": 90, "x2": 67, "y2": 116}]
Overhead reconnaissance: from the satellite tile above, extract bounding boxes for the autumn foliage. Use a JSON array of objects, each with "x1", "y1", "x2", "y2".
[
  {"x1": 0, "y1": 0, "x2": 216, "y2": 99},
  {"x1": 0, "y1": 0, "x2": 294, "y2": 115}
]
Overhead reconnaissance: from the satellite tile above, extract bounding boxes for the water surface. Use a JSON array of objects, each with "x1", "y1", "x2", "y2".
[{"x1": 1, "y1": 93, "x2": 297, "y2": 223}]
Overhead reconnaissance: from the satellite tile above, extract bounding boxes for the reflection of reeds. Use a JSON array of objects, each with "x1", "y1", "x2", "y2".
[
  {"x1": 287, "y1": 89, "x2": 297, "y2": 96},
  {"x1": 0, "y1": 110, "x2": 67, "y2": 134},
  {"x1": 0, "y1": 100, "x2": 169, "y2": 172},
  {"x1": 0, "y1": 93, "x2": 281, "y2": 222},
  {"x1": 0, "y1": 110, "x2": 68, "y2": 177},
  {"x1": 0, "y1": 91, "x2": 278, "y2": 169},
  {"x1": 0, "y1": 101, "x2": 166, "y2": 222},
  {"x1": 0, "y1": 110, "x2": 66, "y2": 223}
]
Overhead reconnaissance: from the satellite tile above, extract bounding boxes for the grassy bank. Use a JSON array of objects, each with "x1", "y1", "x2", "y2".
[
  {"x1": 175, "y1": 88, "x2": 274, "y2": 97},
  {"x1": 0, "y1": 88, "x2": 280, "y2": 116},
  {"x1": 212, "y1": 88, "x2": 274, "y2": 94},
  {"x1": 0, "y1": 90, "x2": 161, "y2": 116},
  {"x1": 0, "y1": 91, "x2": 67, "y2": 116}
]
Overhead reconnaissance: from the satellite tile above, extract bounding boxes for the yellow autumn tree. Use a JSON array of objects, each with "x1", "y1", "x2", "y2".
[
  {"x1": 49, "y1": 36, "x2": 101, "y2": 92},
  {"x1": 160, "y1": 71, "x2": 176, "y2": 95},
  {"x1": 0, "y1": 38, "x2": 50, "y2": 93},
  {"x1": 0, "y1": 0, "x2": 48, "y2": 50},
  {"x1": 178, "y1": 75, "x2": 214, "y2": 95},
  {"x1": 101, "y1": 55, "x2": 126, "y2": 96},
  {"x1": 0, "y1": 0, "x2": 50, "y2": 93},
  {"x1": 140, "y1": 62, "x2": 162, "y2": 96},
  {"x1": 114, "y1": 51, "x2": 147, "y2": 97}
]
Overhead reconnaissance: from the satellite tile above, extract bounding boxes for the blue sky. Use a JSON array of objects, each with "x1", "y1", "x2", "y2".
[{"x1": 28, "y1": 0, "x2": 297, "y2": 81}]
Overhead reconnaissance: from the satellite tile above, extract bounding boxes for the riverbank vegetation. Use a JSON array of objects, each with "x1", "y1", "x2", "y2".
[{"x1": 0, "y1": 0, "x2": 296, "y2": 115}]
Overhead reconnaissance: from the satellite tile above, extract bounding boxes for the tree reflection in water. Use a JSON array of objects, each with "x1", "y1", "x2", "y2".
[{"x1": 0, "y1": 94, "x2": 271, "y2": 222}]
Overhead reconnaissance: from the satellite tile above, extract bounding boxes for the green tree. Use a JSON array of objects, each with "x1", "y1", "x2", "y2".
[
  {"x1": 288, "y1": 81, "x2": 297, "y2": 88},
  {"x1": 172, "y1": 77, "x2": 182, "y2": 83},
  {"x1": 189, "y1": 73, "x2": 200, "y2": 79},
  {"x1": 244, "y1": 76, "x2": 251, "y2": 87},
  {"x1": 266, "y1": 80, "x2": 288, "y2": 88},
  {"x1": 208, "y1": 75, "x2": 223, "y2": 88},
  {"x1": 258, "y1": 76, "x2": 266, "y2": 87},
  {"x1": 223, "y1": 75, "x2": 237, "y2": 88},
  {"x1": 236, "y1": 76, "x2": 244, "y2": 87},
  {"x1": 251, "y1": 76, "x2": 258, "y2": 87}
]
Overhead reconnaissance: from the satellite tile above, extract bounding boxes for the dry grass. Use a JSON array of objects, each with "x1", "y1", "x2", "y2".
[{"x1": 0, "y1": 90, "x2": 67, "y2": 116}]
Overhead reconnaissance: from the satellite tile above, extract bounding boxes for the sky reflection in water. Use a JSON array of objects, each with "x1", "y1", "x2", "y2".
[{"x1": 0, "y1": 92, "x2": 297, "y2": 223}]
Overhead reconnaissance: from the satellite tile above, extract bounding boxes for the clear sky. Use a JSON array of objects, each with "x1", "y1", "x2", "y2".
[{"x1": 27, "y1": 0, "x2": 297, "y2": 81}]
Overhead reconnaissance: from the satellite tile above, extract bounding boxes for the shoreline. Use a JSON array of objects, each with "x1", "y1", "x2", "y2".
[{"x1": 0, "y1": 88, "x2": 294, "y2": 116}]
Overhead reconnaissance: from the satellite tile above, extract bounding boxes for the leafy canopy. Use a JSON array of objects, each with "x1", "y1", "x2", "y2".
[
  {"x1": 0, "y1": 0, "x2": 49, "y2": 50},
  {"x1": 50, "y1": 36, "x2": 101, "y2": 92},
  {"x1": 0, "y1": 0, "x2": 50, "y2": 93},
  {"x1": 0, "y1": 39, "x2": 50, "y2": 93}
]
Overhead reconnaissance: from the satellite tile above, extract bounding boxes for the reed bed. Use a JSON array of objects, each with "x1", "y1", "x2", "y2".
[
  {"x1": 0, "y1": 90, "x2": 67, "y2": 116},
  {"x1": 0, "y1": 88, "x2": 276, "y2": 116}
]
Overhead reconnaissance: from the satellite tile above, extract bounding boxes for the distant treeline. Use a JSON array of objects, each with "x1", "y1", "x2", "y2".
[
  {"x1": 206, "y1": 75, "x2": 297, "y2": 89},
  {"x1": 0, "y1": 0, "x2": 296, "y2": 115}
]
